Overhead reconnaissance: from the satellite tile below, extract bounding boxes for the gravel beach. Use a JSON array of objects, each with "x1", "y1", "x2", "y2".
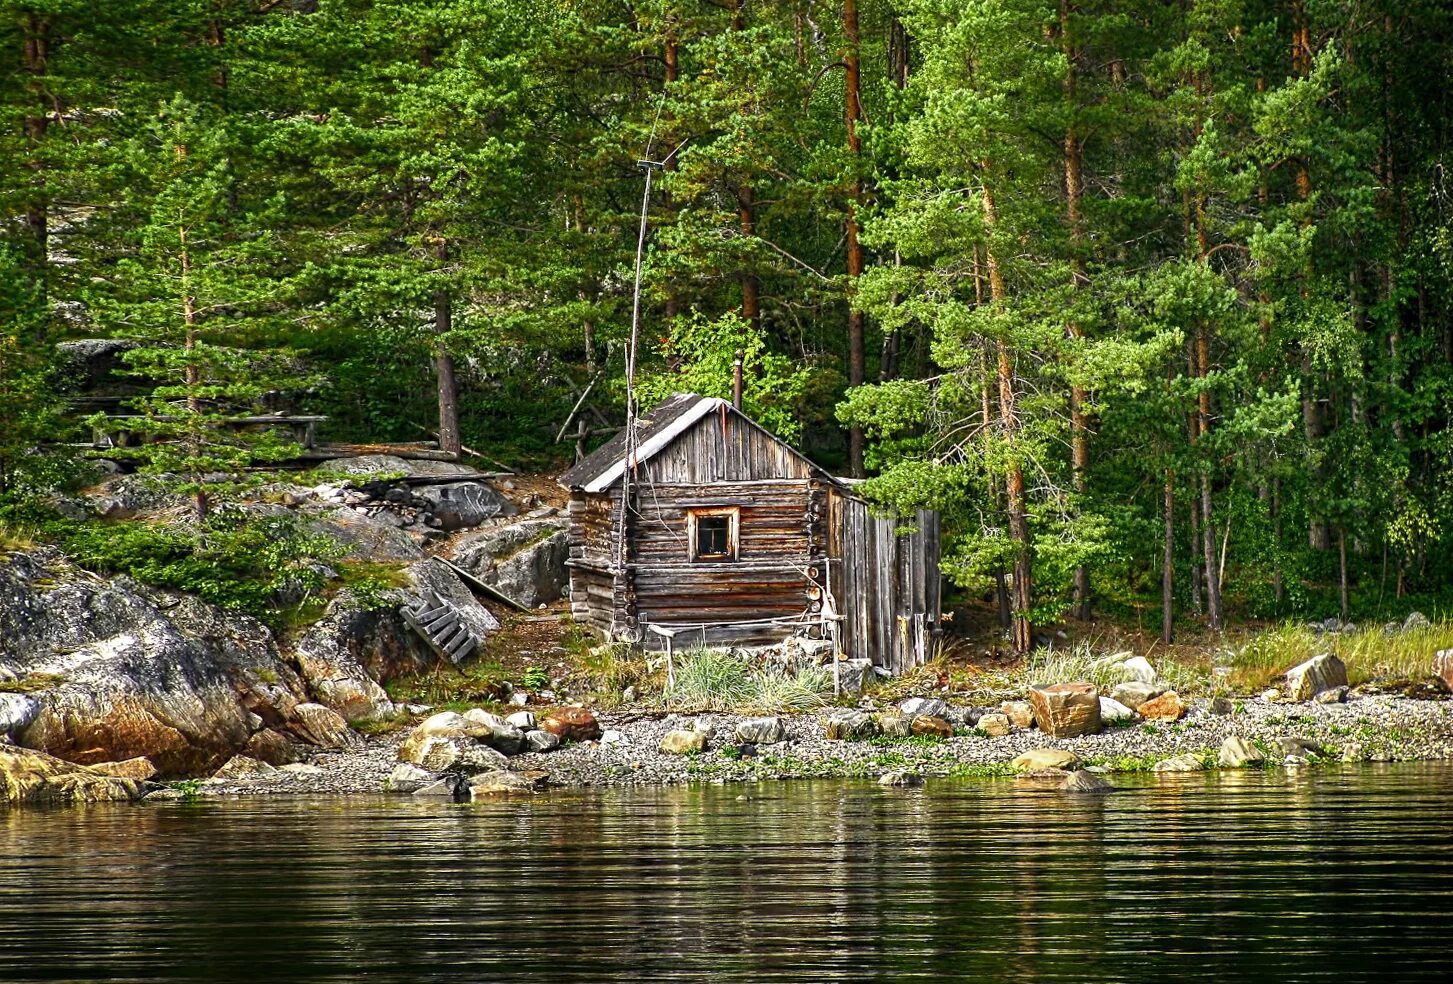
[{"x1": 188, "y1": 691, "x2": 1453, "y2": 798}]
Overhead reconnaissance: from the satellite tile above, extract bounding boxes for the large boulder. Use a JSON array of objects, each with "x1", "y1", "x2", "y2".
[
  {"x1": 403, "y1": 558, "x2": 503, "y2": 643},
  {"x1": 397, "y1": 733, "x2": 509, "y2": 774},
  {"x1": 413, "y1": 482, "x2": 515, "y2": 532},
  {"x1": 448, "y1": 517, "x2": 569, "y2": 608},
  {"x1": 659, "y1": 730, "x2": 707, "y2": 754},
  {"x1": 290, "y1": 593, "x2": 412, "y2": 723},
  {"x1": 824, "y1": 711, "x2": 880, "y2": 740},
  {"x1": 898, "y1": 697, "x2": 947, "y2": 719},
  {"x1": 1, "y1": 745, "x2": 145, "y2": 805},
  {"x1": 1218, "y1": 735, "x2": 1265, "y2": 768},
  {"x1": 1285, "y1": 653, "x2": 1349, "y2": 702},
  {"x1": 285, "y1": 703, "x2": 358, "y2": 750},
  {"x1": 735, "y1": 716, "x2": 786, "y2": 745},
  {"x1": 1028, "y1": 683, "x2": 1102, "y2": 738},
  {"x1": 1012, "y1": 748, "x2": 1081, "y2": 771},
  {"x1": 1, "y1": 551, "x2": 310, "y2": 776},
  {"x1": 1110, "y1": 681, "x2": 1165, "y2": 710}
]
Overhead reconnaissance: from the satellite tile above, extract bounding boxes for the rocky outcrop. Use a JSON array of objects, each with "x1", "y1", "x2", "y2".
[
  {"x1": 447, "y1": 514, "x2": 570, "y2": 608},
  {"x1": 1285, "y1": 653, "x2": 1349, "y2": 702},
  {"x1": 413, "y1": 482, "x2": 515, "y2": 532},
  {"x1": 1028, "y1": 683, "x2": 1102, "y2": 738},
  {"x1": 1, "y1": 551, "x2": 314, "y2": 776},
  {"x1": 1, "y1": 745, "x2": 146, "y2": 805}
]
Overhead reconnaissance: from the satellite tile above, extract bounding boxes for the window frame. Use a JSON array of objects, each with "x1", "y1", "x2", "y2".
[{"x1": 687, "y1": 507, "x2": 740, "y2": 562}]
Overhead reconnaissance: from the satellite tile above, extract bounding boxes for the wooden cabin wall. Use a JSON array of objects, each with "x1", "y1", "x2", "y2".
[
  {"x1": 639, "y1": 410, "x2": 815, "y2": 484},
  {"x1": 625, "y1": 479, "x2": 831, "y2": 648},
  {"x1": 566, "y1": 489, "x2": 620, "y2": 633},
  {"x1": 830, "y1": 494, "x2": 941, "y2": 673}
]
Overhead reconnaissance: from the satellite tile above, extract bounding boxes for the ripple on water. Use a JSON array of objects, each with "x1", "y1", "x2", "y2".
[{"x1": 3, "y1": 764, "x2": 1453, "y2": 982}]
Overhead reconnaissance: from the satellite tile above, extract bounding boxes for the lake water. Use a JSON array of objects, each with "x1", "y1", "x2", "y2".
[{"x1": 4, "y1": 765, "x2": 1453, "y2": 982}]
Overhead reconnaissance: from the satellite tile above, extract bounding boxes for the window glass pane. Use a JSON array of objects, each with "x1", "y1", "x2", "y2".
[{"x1": 696, "y1": 516, "x2": 730, "y2": 557}]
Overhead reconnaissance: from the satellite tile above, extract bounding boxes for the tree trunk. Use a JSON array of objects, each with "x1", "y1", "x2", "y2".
[
  {"x1": 1061, "y1": 0, "x2": 1091, "y2": 619},
  {"x1": 179, "y1": 231, "x2": 208, "y2": 525},
  {"x1": 1196, "y1": 324, "x2": 1223, "y2": 631},
  {"x1": 21, "y1": 12, "x2": 50, "y2": 306},
  {"x1": 1338, "y1": 526, "x2": 1350, "y2": 622},
  {"x1": 1162, "y1": 469, "x2": 1174, "y2": 643},
  {"x1": 433, "y1": 237, "x2": 461, "y2": 457},
  {"x1": 843, "y1": 0, "x2": 867, "y2": 478},
  {"x1": 983, "y1": 177, "x2": 1032, "y2": 655}
]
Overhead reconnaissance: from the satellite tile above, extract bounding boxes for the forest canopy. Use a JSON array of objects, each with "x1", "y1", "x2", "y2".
[{"x1": 2, "y1": 0, "x2": 1450, "y2": 649}]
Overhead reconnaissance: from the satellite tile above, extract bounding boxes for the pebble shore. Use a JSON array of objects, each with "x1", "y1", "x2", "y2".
[{"x1": 189, "y1": 692, "x2": 1453, "y2": 798}]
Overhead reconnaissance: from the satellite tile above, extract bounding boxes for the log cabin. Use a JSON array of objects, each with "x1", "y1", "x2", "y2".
[{"x1": 558, "y1": 393, "x2": 941, "y2": 675}]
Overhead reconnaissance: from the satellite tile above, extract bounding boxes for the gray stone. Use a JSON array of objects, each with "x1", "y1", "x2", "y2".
[
  {"x1": 599, "y1": 729, "x2": 627, "y2": 748},
  {"x1": 308, "y1": 508, "x2": 426, "y2": 563},
  {"x1": 0, "y1": 549, "x2": 310, "y2": 776},
  {"x1": 897, "y1": 697, "x2": 947, "y2": 718},
  {"x1": 0, "y1": 693, "x2": 40, "y2": 736},
  {"x1": 1207, "y1": 697, "x2": 1234, "y2": 715},
  {"x1": 419, "y1": 710, "x2": 473, "y2": 737},
  {"x1": 823, "y1": 711, "x2": 879, "y2": 740},
  {"x1": 480, "y1": 722, "x2": 525, "y2": 756},
  {"x1": 384, "y1": 763, "x2": 435, "y2": 793},
  {"x1": 523, "y1": 729, "x2": 560, "y2": 753},
  {"x1": 448, "y1": 518, "x2": 569, "y2": 608},
  {"x1": 1276, "y1": 736, "x2": 1325, "y2": 757},
  {"x1": 1120, "y1": 656, "x2": 1158, "y2": 684},
  {"x1": 878, "y1": 770, "x2": 924, "y2": 787},
  {"x1": 1059, "y1": 769, "x2": 1114, "y2": 793},
  {"x1": 1218, "y1": 734, "x2": 1265, "y2": 768},
  {"x1": 1110, "y1": 681, "x2": 1165, "y2": 710},
  {"x1": 660, "y1": 730, "x2": 707, "y2": 755},
  {"x1": 735, "y1": 716, "x2": 786, "y2": 745},
  {"x1": 211, "y1": 755, "x2": 277, "y2": 780},
  {"x1": 1152, "y1": 753, "x2": 1206, "y2": 773},
  {"x1": 506, "y1": 711, "x2": 536, "y2": 730},
  {"x1": 1000, "y1": 700, "x2": 1036, "y2": 729},
  {"x1": 321, "y1": 455, "x2": 480, "y2": 479},
  {"x1": 1098, "y1": 696, "x2": 1137, "y2": 726},
  {"x1": 1403, "y1": 611, "x2": 1431, "y2": 632},
  {"x1": 413, "y1": 775, "x2": 463, "y2": 798},
  {"x1": 1285, "y1": 653, "x2": 1349, "y2": 701},
  {"x1": 834, "y1": 658, "x2": 875, "y2": 694},
  {"x1": 1312, "y1": 686, "x2": 1349, "y2": 705},
  {"x1": 413, "y1": 482, "x2": 515, "y2": 532}
]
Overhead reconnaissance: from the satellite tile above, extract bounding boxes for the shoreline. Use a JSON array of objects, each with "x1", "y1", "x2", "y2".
[{"x1": 182, "y1": 691, "x2": 1453, "y2": 800}]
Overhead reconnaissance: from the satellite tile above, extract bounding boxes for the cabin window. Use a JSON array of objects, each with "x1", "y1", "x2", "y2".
[{"x1": 688, "y1": 508, "x2": 738, "y2": 562}]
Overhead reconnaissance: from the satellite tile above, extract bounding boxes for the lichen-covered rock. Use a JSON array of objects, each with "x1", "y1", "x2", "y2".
[
  {"x1": 286, "y1": 703, "x2": 358, "y2": 750},
  {"x1": 1218, "y1": 735, "x2": 1265, "y2": 768},
  {"x1": 1285, "y1": 653, "x2": 1349, "y2": 702},
  {"x1": 212, "y1": 755, "x2": 277, "y2": 780},
  {"x1": 541, "y1": 707, "x2": 601, "y2": 743},
  {"x1": 873, "y1": 712, "x2": 913, "y2": 738},
  {"x1": 1060, "y1": 770, "x2": 1114, "y2": 793},
  {"x1": 523, "y1": 729, "x2": 560, "y2": 753},
  {"x1": 467, "y1": 770, "x2": 537, "y2": 797},
  {"x1": 878, "y1": 770, "x2": 924, "y2": 787},
  {"x1": 1, "y1": 745, "x2": 145, "y2": 805},
  {"x1": 1028, "y1": 682, "x2": 1102, "y2": 738},
  {"x1": 0, "y1": 550, "x2": 309, "y2": 777},
  {"x1": 660, "y1": 730, "x2": 707, "y2": 755},
  {"x1": 977, "y1": 713, "x2": 1011, "y2": 737},
  {"x1": 823, "y1": 711, "x2": 879, "y2": 740},
  {"x1": 1138, "y1": 691, "x2": 1185, "y2": 722},
  {"x1": 1152, "y1": 753, "x2": 1205, "y2": 773},
  {"x1": 397, "y1": 733, "x2": 509, "y2": 774},
  {"x1": 86, "y1": 756, "x2": 158, "y2": 781},
  {"x1": 1012, "y1": 748, "x2": 1081, "y2": 771},
  {"x1": 413, "y1": 481, "x2": 515, "y2": 532},
  {"x1": 735, "y1": 717, "x2": 786, "y2": 745},
  {"x1": 448, "y1": 517, "x2": 568, "y2": 608},
  {"x1": 384, "y1": 762, "x2": 435, "y2": 793}
]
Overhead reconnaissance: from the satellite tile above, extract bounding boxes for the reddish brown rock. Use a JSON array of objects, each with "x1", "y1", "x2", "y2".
[
  {"x1": 1000, "y1": 701, "x2": 1036, "y2": 729},
  {"x1": 1138, "y1": 691, "x2": 1185, "y2": 722},
  {"x1": 1028, "y1": 682, "x2": 1102, "y2": 738},
  {"x1": 541, "y1": 706, "x2": 601, "y2": 743},
  {"x1": 910, "y1": 715, "x2": 954, "y2": 739},
  {"x1": 242, "y1": 728, "x2": 300, "y2": 766}
]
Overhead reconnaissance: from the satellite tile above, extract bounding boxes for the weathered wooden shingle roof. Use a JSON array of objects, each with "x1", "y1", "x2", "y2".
[{"x1": 558, "y1": 392, "x2": 839, "y2": 492}]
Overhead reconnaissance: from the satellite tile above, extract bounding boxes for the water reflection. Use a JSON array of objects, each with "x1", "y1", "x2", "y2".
[{"x1": 3, "y1": 765, "x2": 1453, "y2": 982}]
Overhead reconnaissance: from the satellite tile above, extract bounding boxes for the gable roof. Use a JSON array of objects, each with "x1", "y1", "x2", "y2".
[{"x1": 558, "y1": 392, "x2": 840, "y2": 493}]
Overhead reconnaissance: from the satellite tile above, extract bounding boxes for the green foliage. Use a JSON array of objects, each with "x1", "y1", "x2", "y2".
[
  {"x1": 666, "y1": 647, "x2": 833, "y2": 712},
  {"x1": 49, "y1": 510, "x2": 345, "y2": 619}
]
